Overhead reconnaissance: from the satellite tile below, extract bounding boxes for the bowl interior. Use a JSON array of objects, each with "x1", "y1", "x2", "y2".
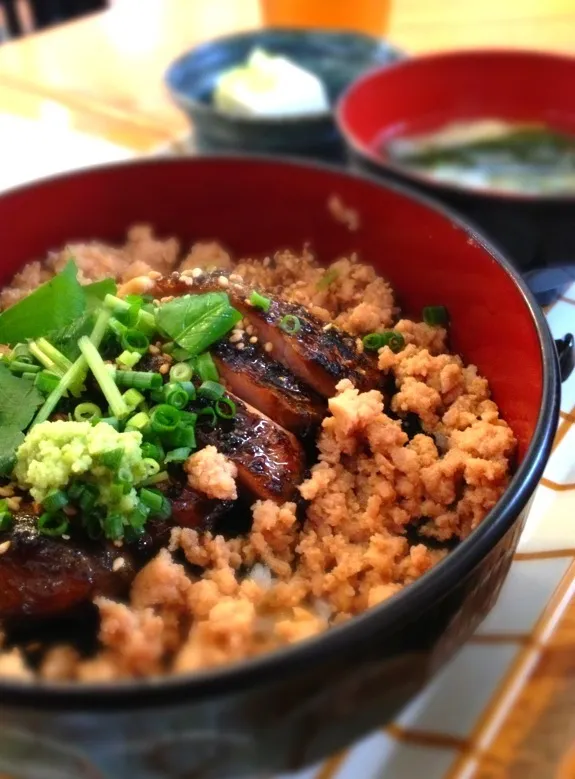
[
  {"x1": 166, "y1": 28, "x2": 402, "y2": 120},
  {"x1": 0, "y1": 158, "x2": 543, "y2": 461},
  {"x1": 338, "y1": 50, "x2": 575, "y2": 197}
]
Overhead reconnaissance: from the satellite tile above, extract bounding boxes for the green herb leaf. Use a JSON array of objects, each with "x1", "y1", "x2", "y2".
[
  {"x1": 0, "y1": 426, "x2": 25, "y2": 476},
  {"x1": 0, "y1": 261, "x2": 86, "y2": 345},
  {"x1": 157, "y1": 293, "x2": 242, "y2": 357},
  {"x1": 84, "y1": 278, "x2": 117, "y2": 309},
  {"x1": 0, "y1": 364, "x2": 43, "y2": 430},
  {"x1": 0, "y1": 366, "x2": 43, "y2": 474},
  {"x1": 48, "y1": 312, "x2": 96, "y2": 361}
]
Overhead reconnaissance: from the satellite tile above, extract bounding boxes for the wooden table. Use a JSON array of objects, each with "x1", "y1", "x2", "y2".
[{"x1": 0, "y1": 0, "x2": 573, "y2": 152}]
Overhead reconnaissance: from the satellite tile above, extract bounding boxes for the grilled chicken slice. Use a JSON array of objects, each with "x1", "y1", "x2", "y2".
[
  {"x1": 0, "y1": 487, "x2": 232, "y2": 620},
  {"x1": 0, "y1": 515, "x2": 135, "y2": 620},
  {"x1": 195, "y1": 390, "x2": 305, "y2": 503},
  {"x1": 151, "y1": 272, "x2": 380, "y2": 397},
  {"x1": 212, "y1": 338, "x2": 324, "y2": 436}
]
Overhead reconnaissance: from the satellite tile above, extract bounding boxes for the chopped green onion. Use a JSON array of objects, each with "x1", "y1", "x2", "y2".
[
  {"x1": 156, "y1": 496, "x2": 172, "y2": 521},
  {"x1": 84, "y1": 514, "x2": 103, "y2": 540},
  {"x1": 100, "y1": 448, "x2": 124, "y2": 470},
  {"x1": 141, "y1": 442, "x2": 163, "y2": 462},
  {"x1": 116, "y1": 350, "x2": 142, "y2": 369},
  {"x1": 37, "y1": 512, "x2": 69, "y2": 537},
  {"x1": 362, "y1": 333, "x2": 384, "y2": 351},
  {"x1": 150, "y1": 404, "x2": 180, "y2": 434},
  {"x1": 139, "y1": 488, "x2": 163, "y2": 514},
  {"x1": 171, "y1": 426, "x2": 196, "y2": 449},
  {"x1": 316, "y1": 268, "x2": 338, "y2": 291},
  {"x1": 380, "y1": 331, "x2": 405, "y2": 353},
  {"x1": 123, "y1": 388, "x2": 145, "y2": 410},
  {"x1": 78, "y1": 487, "x2": 98, "y2": 514},
  {"x1": 169, "y1": 361, "x2": 193, "y2": 383},
  {"x1": 34, "y1": 370, "x2": 60, "y2": 395},
  {"x1": 215, "y1": 397, "x2": 237, "y2": 419},
  {"x1": 103, "y1": 514, "x2": 124, "y2": 541},
  {"x1": 178, "y1": 381, "x2": 196, "y2": 401},
  {"x1": 164, "y1": 447, "x2": 191, "y2": 463},
  {"x1": 142, "y1": 458, "x2": 161, "y2": 479},
  {"x1": 124, "y1": 294, "x2": 144, "y2": 308},
  {"x1": 79, "y1": 336, "x2": 129, "y2": 419},
  {"x1": 125, "y1": 411, "x2": 150, "y2": 431},
  {"x1": 135, "y1": 309, "x2": 157, "y2": 337},
  {"x1": 128, "y1": 502, "x2": 149, "y2": 531},
  {"x1": 198, "y1": 380, "x2": 225, "y2": 401},
  {"x1": 68, "y1": 482, "x2": 84, "y2": 501},
  {"x1": 198, "y1": 406, "x2": 216, "y2": 426},
  {"x1": 9, "y1": 360, "x2": 41, "y2": 374},
  {"x1": 32, "y1": 309, "x2": 111, "y2": 425},
  {"x1": 196, "y1": 352, "x2": 219, "y2": 382},
  {"x1": 249, "y1": 290, "x2": 271, "y2": 312},
  {"x1": 100, "y1": 416, "x2": 120, "y2": 430},
  {"x1": 179, "y1": 410, "x2": 198, "y2": 427},
  {"x1": 422, "y1": 305, "x2": 449, "y2": 326},
  {"x1": 22, "y1": 371, "x2": 37, "y2": 382},
  {"x1": 74, "y1": 402, "x2": 102, "y2": 422},
  {"x1": 12, "y1": 344, "x2": 33, "y2": 361},
  {"x1": 0, "y1": 512, "x2": 13, "y2": 532},
  {"x1": 30, "y1": 338, "x2": 73, "y2": 375},
  {"x1": 104, "y1": 294, "x2": 130, "y2": 315},
  {"x1": 110, "y1": 368, "x2": 163, "y2": 391},
  {"x1": 42, "y1": 489, "x2": 69, "y2": 513},
  {"x1": 164, "y1": 383, "x2": 189, "y2": 409},
  {"x1": 121, "y1": 329, "x2": 149, "y2": 355},
  {"x1": 108, "y1": 317, "x2": 128, "y2": 338},
  {"x1": 143, "y1": 470, "x2": 169, "y2": 486},
  {"x1": 279, "y1": 315, "x2": 301, "y2": 334}
]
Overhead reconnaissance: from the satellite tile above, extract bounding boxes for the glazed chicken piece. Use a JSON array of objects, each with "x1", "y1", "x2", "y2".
[
  {"x1": 195, "y1": 390, "x2": 306, "y2": 503},
  {"x1": 0, "y1": 515, "x2": 135, "y2": 620},
  {"x1": 0, "y1": 490, "x2": 233, "y2": 621},
  {"x1": 212, "y1": 338, "x2": 325, "y2": 436},
  {"x1": 152, "y1": 272, "x2": 381, "y2": 397}
]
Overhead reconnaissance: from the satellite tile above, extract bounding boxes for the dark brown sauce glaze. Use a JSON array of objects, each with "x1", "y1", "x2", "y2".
[
  {"x1": 195, "y1": 390, "x2": 305, "y2": 503},
  {"x1": 212, "y1": 338, "x2": 325, "y2": 437}
]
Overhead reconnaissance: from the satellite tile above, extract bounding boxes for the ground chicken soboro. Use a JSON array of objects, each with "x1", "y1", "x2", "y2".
[{"x1": 0, "y1": 226, "x2": 516, "y2": 680}]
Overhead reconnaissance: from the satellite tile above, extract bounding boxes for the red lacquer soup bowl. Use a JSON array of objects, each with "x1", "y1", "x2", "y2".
[
  {"x1": 337, "y1": 50, "x2": 575, "y2": 301},
  {"x1": 0, "y1": 157, "x2": 559, "y2": 779}
]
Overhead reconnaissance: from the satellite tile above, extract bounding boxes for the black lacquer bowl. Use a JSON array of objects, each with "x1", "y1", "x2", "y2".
[{"x1": 0, "y1": 157, "x2": 562, "y2": 779}]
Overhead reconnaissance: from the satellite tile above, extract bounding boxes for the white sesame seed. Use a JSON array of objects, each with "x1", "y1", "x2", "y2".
[
  {"x1": 181, "y1": 269, "x2": 195, "y2": 278},
  {"x1": 323, "y1": 323, "x2": 333, "y2": 332},
  {"x1": 249, "y1": 336, "x2": 258, "y2": 344},
  {"x1": 191, "y1": 267, "x2": 203, "y2": 278},
  {"x1": 264, "y1": 342, "x2": 273, "y2": 353},
  {"x1": 245, "y1": 325, "x2": 254, "y2": 336},
  {"x1": 61, "y1": 534, "x2": 71, "y2": 541},
  {"x1": 355, "y1": 338, "x2": 364, "y2": 354},
  {"x1": 170, "y1": 271, "x2": 181, "y2": 281},
  {"x1": 5, "y1": 497, "x2": 21, "y2": 511},
  {"x1": 229, "y1": 331, "x2": 243, "y2": 344},
  {"x1": 149, "y1": 345, "x2": 160, "y2": 355},
  {"x1": 218, "y1": 275, "x2": 229, "y2": 288},
  {"x1": 152, "y1": 299, "x2": 160, "y2": 307},
  {"x1": 0, "y1": 540, "x2": 11, "y2": 555},
  {"x1": 181, "y1": 276, "x2": 195, "y2": 287},
  {"x1": 0, "y1": 485, "x2": 14, "y2": 497},
  {"x1": 236, "y1": 342, "x2": 245, "y2": 351},
  {"x1": 229, "y1": 273, "x2": 243, "y2": 283},
  {"x1": 159, "y1": 363, "x2": 170, "y2": 375},
  {"x1": 112, "y1": 557, "x2": 126, "y2": 572},
  {"x1": 113, "y1": 540, "x2": 124, "y2": 548},
  {"x1": 160, "y1": 295, "x2": 174, "y2": 303},
  {"x1": 147, "y1": 270, "x2": 162, "y2": 280}
]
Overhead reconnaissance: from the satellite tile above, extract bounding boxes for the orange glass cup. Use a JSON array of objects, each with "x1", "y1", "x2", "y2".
[{"x1": 260, "y1": 0, "x2": 392, "y2": 37}]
